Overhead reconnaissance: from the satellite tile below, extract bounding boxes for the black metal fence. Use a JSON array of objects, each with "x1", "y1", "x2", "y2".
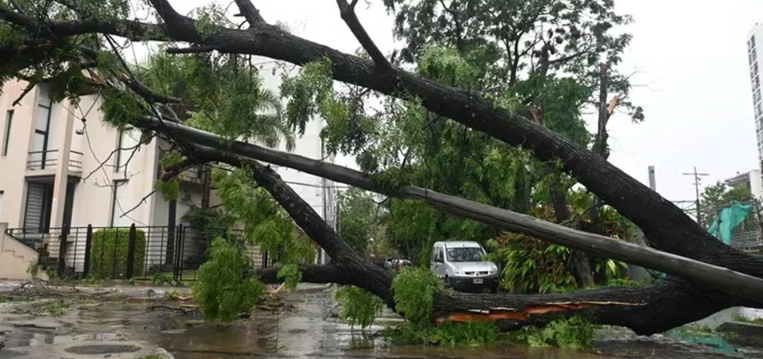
[{"x1": 5, "y1": 224, "x2": 281, "y2": 281}]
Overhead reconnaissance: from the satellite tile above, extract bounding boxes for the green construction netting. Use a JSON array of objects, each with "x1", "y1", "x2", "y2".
[
  {"x1": 707, "y1": 201, "x2": 755, "y2": 245},
  {"x1": 659, "y1": 200, "x2": 753, "y2": 279}
]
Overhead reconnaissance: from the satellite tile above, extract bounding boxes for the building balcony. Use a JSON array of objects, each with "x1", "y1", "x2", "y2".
[{"x1": 26, "y1": 150, "x2": 84, "y2": 176}]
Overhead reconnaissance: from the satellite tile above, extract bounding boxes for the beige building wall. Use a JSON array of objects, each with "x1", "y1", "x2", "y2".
[{"x1": 0, "y1": 62, "x2": 333, "y2": 277}]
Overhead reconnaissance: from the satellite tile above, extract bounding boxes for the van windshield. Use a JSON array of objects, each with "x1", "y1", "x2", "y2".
[{"x1": 446, "y1": 247, "x2": 485, "y2": 262}]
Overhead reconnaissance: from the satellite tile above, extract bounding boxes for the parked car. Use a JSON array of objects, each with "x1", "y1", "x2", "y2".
[
  {"x1": 384, "y1": 258, "x2": 413, "y2": 270},
  {"x1": 430, "y1": 241, "x2": 499, "y2": 293}
]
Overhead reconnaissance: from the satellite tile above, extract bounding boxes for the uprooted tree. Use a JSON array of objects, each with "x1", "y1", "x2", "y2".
[{"x1": 2, "y1": 0, "x2": 763, "y2": 338}]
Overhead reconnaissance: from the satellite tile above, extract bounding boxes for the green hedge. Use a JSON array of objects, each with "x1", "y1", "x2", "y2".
[{"x1": 90, "y1": 228, "x2": 146, "y2": 278}]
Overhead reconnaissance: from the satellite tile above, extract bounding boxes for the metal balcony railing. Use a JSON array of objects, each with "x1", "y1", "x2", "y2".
[{"x1": 27, "y1": 150, "x2": 84, "y2": 172}]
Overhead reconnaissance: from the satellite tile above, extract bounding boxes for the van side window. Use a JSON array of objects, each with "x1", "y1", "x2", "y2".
[
  {"x1": 431, "y1": 247, "x2": 438, "y2": 262},
  {"x1": 436, "y1": 247, "x2": 443, "y2": 261}
]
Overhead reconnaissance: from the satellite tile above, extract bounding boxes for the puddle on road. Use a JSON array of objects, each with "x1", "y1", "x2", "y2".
[{"x1": 2, "y1": 291, "x2": 761, "y2": 359}]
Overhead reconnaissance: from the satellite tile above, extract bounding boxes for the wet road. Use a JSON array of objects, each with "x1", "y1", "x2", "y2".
[{"x1": 1, "y1": 287, "x2": 762, "y2": 359}]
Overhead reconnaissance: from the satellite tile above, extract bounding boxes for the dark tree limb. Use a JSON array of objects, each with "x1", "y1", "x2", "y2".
[
  {"x1": 2, "y1": 0, "x2": 762, "y2": 335},
  {"x1": 254, "y1": 264, "x2": 353, "y2": 285},
  {"x1": 187, "y1": 143, "x2": 397, "y2": 309},
  {"x1": 183, "y1": 142, "x2": 751, "y2": 335},
  {"x1": 232, "y1": 0, "x2": 265, "y2": 26},
  {"x1": 335, "y1": 0, "x2": 391, "y2": 70},
  {"x1": 147, "y1": 123, "x2": 763, "y2": 304},
  {"x1": 0, "y1": 2, "x2": 730, "y2": 267}
]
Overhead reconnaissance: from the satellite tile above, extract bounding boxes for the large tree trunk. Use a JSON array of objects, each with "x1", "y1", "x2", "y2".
[
  {"x1": 185, "y1": 143, "x2": 762, "y2": 335},
  {"x1": 150, "y1": 120, "x2": 763, "y2": 304},
  {"x1": 1, "y1": 0, "x2": 743, "y2": 270},
  {"x1": 5, "y1": 0, "x2": 763, "y2": 335}
]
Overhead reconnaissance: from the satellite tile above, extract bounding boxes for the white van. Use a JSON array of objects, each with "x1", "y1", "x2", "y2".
[{"x1": 430, "y1": 241, "x2": 500, "y2": 293}]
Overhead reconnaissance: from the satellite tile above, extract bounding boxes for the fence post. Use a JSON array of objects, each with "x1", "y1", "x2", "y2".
[
  {"x1": 126, "y1": 224, "x2": 137, "y2": 279},
  {"x1": 57, "y1": 225, "x2": 68, "y2": 276},
  {"x1": 83, "y1": 225, "x2": 93, "y2": 278},
  {"x1": 173, "y1": 224, "x2": 183, "y2": 281}
]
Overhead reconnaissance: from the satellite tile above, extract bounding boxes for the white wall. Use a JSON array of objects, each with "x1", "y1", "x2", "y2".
[
  {"x1": 749, "y1": 25, "x2": 763, "y2": 164},
  {"x1": 69, "y1": 95, "x2": 161, "y2": 229},
  {"x1": 256, "y1": 58, "x2": 338, "y2": 224},
  {"x1": 750, "y1": 169, "x2": 763, "y2": 200}
]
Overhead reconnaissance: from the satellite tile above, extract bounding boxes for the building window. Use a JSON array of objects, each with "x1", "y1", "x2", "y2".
[
  {"x1": 115, "y1": 127, "x2": 140, "y2": 173},
  {"x1": 30, "y1": 88, "x2": 52, "y2": 170},
  {"x1": 110, "y1": 180, "x2": 129, "y2": 226},
  {"x1": 23, "y1": 182, "x2": 53, "y2": 233},
  {"x1": 2, "y1": 110, "x2": 12, "y2": 156}
]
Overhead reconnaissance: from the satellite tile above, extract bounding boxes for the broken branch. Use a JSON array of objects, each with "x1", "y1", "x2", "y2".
[{"x1": 336, "y1": 0, "x2": 391, "y2": 69}]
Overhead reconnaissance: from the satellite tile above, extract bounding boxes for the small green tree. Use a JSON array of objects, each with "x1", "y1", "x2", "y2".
[{"x1": 192, "y1": 237, "x2": 265, "y2": 322}]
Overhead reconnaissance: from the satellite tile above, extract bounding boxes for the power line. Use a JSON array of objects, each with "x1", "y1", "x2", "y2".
[{"x1": 682, "y1": 166, "x2": 710, "y2": 226}]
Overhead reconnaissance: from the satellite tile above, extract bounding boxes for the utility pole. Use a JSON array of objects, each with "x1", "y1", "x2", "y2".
[{"x1": 682, "y1": 167, "x2": 710, "y2": 226}]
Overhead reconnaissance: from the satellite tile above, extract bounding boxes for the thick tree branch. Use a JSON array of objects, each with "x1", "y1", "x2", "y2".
[
  {"x1": 233, "y1": 0, "x2": 265, "y2": 26},
  {"x1": 336, "y1": 0, "x2": 391, "y2": 69},
  {"x1": 183, "y1": 141, "x2": 750, "y2": 335},
  {"x1": 144, "y1": 121, "x2": 763, "y2": 304},
  {"x1": 254, "y1": 264, "x2": 353, "y2": 285},
  {"x1": 0, "y1": 5, "x2": 711, "y2": 267},
  {"x1": 184, "y1": 142, "x2": 396, "y2": 309}
]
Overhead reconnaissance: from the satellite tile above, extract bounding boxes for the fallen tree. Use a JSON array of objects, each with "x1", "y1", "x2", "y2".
[
  {"x1": 142, "y1": 117, "x2": 763, "y2": 303},
  {"x1": 185, "y1": 143, "x2": 739, "y2": 335},
  {"x1": 1, "y1": 0, "x2": 763, "y2": 336}
]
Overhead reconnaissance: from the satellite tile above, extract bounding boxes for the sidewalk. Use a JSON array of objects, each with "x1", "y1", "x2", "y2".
[{"x1": 0, "y1": 280, "x2": 332, "y2": 299}]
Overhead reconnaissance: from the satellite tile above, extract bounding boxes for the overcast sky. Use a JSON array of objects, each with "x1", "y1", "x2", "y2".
[{"x1": 143, "y1": 0, "x2": 763, "y2": 204}]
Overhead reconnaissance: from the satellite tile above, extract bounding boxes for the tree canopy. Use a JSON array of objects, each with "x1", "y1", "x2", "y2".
[{"x1": 1, "y1": 0, "x2": 763, "y2": 341}]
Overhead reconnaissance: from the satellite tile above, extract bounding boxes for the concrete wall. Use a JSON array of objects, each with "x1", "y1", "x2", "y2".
[
  {"x1": 0, "y1": 222, "x2": 40, "y2": 280},
  {"x1": 0, "y1": 59, "x2": 337, "y2": 272},
  {"x1": 0, "y1": 80, "x2": 46, "y2": 228}
]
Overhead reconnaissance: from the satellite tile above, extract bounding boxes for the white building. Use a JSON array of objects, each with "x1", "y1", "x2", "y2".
[
  {"x1": 0, "y1": 58, "x2": 337, "y2": 278},
  {"x1": 725, "y1": 169, "x2": 763, "y2": 200},
  {"x1": 749, "y1": 24, "x2": 763, "y2": 166}
]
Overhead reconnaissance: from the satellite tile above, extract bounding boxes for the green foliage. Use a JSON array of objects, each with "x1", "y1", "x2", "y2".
[
  {"x1": 14, "y1": 300, "x2": 71, "y2": 317},
  {"x1": 384, "y1": 321, "x2": 498, "y2": 346},
  {"x1": 89, "y1": 228, "x2": 146, "y2": 279},
  {"x1": 192, "y1": 238, "x2": 265, "y2": 322},
  {"x1": 491, "y1": 234, "x2": 576, "y2": 294},
  {"x1": 82, "y1": 274, "x2": 105, "y2": 285},
  {"x1": 335, "y1": 286, "x2": 384, "y2": 330},
  {"x1": 213, "y1": 167, "x2": 317, "y2": 272},
  {"x1": 276, "y1": 263, "x2": 302, "y2": 290},
  {"x1": 507, "y1": 316, "x2": 594, "y2": 349},
  {"x1": 338, "y1": 188, "x2": 379, "y2": 256},
  {"x1": 155, "y1": 150, "x2": 183, "y2": 201},
  {"x1": 391, "y1": 267, "x2": 442, "y2": 327}
]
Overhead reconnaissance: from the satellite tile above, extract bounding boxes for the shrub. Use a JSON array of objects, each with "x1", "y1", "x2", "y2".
[{"x1": 89, "y1": 228, "x2": 146, "y2": 278}]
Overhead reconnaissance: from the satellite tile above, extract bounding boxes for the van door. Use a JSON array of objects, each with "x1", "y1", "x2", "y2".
[{"x1": 431, "y1": 245, "x2": 444, "y2": 279}]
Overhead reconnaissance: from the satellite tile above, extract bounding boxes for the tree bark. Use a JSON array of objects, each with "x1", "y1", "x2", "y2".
[
  {"x1": 187, "y1": 143, "x2": 755, "y2": 335},
  {"x1": 1, "y1": 0, "x2": 751, "y2": 272},
  {"x1": 149, "y1": 120, "x2": 763, "y2": 302},
  {"x1": 4, "y1": 0, "x2": 763, "y2": 335}
]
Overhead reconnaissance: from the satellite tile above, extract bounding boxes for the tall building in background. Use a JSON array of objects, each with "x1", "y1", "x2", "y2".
[{"x1": 749, "y1": 24, "x2": 763, "y2": 169}]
